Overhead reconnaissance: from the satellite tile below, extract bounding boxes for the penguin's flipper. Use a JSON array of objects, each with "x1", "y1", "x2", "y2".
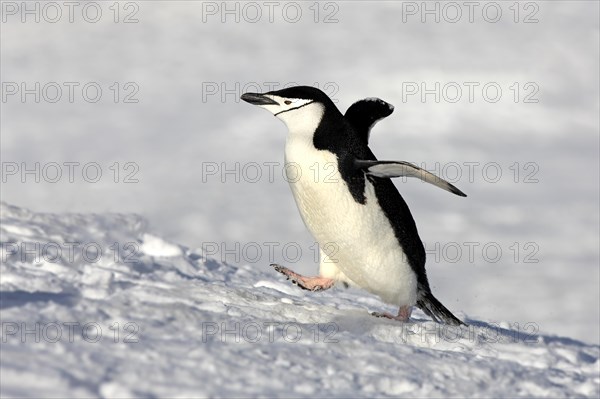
[
  {"x1": 354, "y1": 159, "x2": 467, "y2": 197},
  {"x1": 345, "y1": 98, "x2": 394, "y2": 144}
]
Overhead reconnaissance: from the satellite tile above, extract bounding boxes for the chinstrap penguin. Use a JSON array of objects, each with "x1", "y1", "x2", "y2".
[{"x1": 241, "y1": 86, "x2": 466, "y2": 325}]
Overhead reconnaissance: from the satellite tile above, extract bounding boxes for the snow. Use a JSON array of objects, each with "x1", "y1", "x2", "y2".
[
  {"x1": 1, "y1": 1, "x2": 599, "y2": 396},
  {"x1": 2, "y1": 2, "x2": 599, "y2": 347},
  {"x1": 138, "y1": 233, "x2": 183, "y2": 258},
  {"x1": 1, "y1": 202, "x2": 598, "y2": 398}
]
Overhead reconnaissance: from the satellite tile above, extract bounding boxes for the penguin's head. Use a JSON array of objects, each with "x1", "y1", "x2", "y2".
[{"x1": 241, "y1": 86, "x2": 337, "y2": 132}]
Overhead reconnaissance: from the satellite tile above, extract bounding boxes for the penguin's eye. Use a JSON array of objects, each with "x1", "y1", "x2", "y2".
[{"x1": 284, "y1": 100, "x2": 292, "y2": 105}]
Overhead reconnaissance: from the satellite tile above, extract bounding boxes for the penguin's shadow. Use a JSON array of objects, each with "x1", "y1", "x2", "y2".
[
  {"x1": 326, "y1": 311, "x2": 595, "y2": 350},
  {"x1": 465, "y1": 318, "x2": 594, "y2": 348}
]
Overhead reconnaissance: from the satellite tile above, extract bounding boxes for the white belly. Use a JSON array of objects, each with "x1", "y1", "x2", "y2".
[{"x1": 285, "y1": 138, "x2": 417, "y2": 307}]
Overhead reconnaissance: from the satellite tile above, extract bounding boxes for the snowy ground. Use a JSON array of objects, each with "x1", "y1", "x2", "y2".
[
  {"x1": 1, "y1": 1, "x2": 599, "y2": 397},
  {"x1": 1, "y1": 202, "x2": 599, "y2": 398}
]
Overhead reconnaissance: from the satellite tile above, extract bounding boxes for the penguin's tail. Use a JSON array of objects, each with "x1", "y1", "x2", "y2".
[{"x1": 416, "y1": 290, "x2": 466, "y2": 326}]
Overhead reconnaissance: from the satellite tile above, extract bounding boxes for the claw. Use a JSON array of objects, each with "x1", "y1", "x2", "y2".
[{"x1": 371, "y1": 312, "x2": 388, "y2": 318}]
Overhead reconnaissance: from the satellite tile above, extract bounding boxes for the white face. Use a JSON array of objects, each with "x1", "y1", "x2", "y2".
[
  {"x1": 254, "y1": 95, "x2": 313, "y2": 115},
  {"x1": 256, "y1": 95, "x2": 325, "y2": 134}
]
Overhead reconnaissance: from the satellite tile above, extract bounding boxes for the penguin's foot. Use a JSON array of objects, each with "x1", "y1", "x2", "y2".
[
  {"x1": 372, "y1": 306, "x2": 412, "y2": 322},
  {"x1": 398, "y1": 305, "x2": 412, "y2": 321},
  {"x1": 270, "y1": 264, "x2": 335, "y2": 292}
]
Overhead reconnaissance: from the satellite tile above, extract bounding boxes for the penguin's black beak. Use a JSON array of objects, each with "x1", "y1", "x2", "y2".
[{"x1": 241, "y1": 92, "x2": 279, "y2": 106}]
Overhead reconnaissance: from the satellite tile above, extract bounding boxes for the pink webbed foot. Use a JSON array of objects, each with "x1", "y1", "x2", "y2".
[
  {"x1": 372, "y1": 305, "x2": 413, "y2": 322},
  {"x1": 271, "y1": 264, "x2": 335, "y2": 292}
]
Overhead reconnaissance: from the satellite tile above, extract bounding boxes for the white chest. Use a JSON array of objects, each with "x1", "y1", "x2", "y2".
[{"x1": 283, "y1": 135, "x2": 417, "y2": 306}]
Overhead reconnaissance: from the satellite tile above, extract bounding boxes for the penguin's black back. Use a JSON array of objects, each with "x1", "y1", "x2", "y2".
[{"x1": 366, "y1": 149, "x2": 429, "y2": 290}]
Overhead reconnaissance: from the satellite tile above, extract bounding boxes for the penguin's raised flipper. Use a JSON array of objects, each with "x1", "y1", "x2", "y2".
[
  {"x1": 345, "y1": 98, "x2": 394, "y2": 144},
  {"x1": 354, "y1": 159, "x2": 467, "y2": 197}
]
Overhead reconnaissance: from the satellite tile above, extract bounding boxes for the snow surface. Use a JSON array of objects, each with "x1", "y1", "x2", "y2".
[
  {"x1": 2, "y1": 1, "x2": 599, "y2": 346},
  {"x1": 1, "y1": 202, "x2": 598, "y2": 398},
  {"x1": 1, "y1": 2, "x2": 599, "y2": 395}
]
